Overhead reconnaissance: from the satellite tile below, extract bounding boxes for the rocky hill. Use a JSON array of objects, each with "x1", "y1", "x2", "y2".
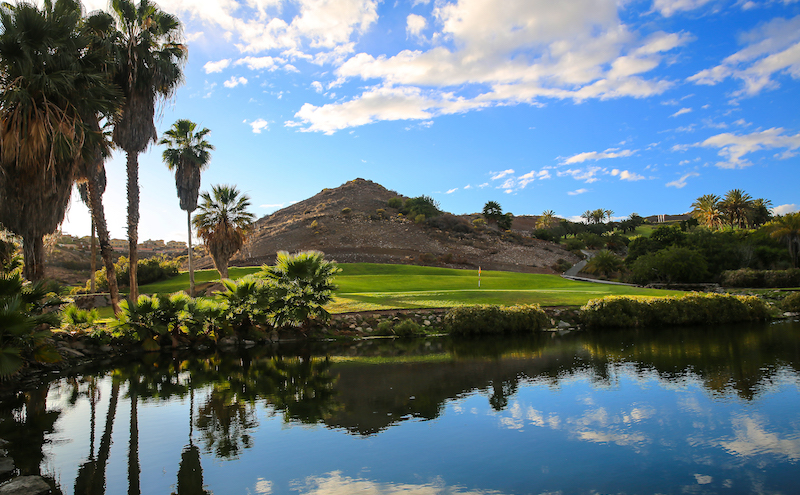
[{"x1": 199, "y1": 178, "x2": 580, "y2": 274}]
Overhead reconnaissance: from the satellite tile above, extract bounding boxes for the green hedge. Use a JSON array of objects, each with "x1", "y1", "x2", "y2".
[
  {"x1": 580, "y1": 293, "x2": 771, "y2": 329},
  {"x1": 444, "y1": 304, "x2": 548, "y2": 335}
]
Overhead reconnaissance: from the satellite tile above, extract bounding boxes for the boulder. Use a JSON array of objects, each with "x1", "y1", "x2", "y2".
[
  {"x1": 0, "y1": 476, "x2": 51, "y2": 495},
  {"x1": 0, "y1": 458, "x2": 13, "y2": 478}
]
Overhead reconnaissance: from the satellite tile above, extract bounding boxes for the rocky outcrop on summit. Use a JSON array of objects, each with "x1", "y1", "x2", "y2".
[{"x1": 209, "y1": 178, "x2": 579, "y2": 274}]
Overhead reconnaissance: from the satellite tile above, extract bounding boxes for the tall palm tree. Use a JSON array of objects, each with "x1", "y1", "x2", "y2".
[
  {"x1": 536, "y1": 210, "x2": 556, "y2": 229},
  {"x1": 768, "y1": 213, "x2": 800, "y2": 268},
  {"x1": 159, "y1": 120, "x2": 213, "y2": 296},
  {"x1": 720, "y1": 189, "x2": 754, "y2": 229},
  {"x1": 110, "y1": 0, "x2": 187, "y2": 301},
  {"x1": 749, "y1": 198, "x2": 773, "y2": 228},
  {"x1": 691, "y1": 194, "x2": 723, "y2": 229},
  {"x1": 604, "y1": 209, "x2": 614, "y2": 223},
  {"x1": 193, "y1": 185, "x2": 255, "y2": 280},
  {"x1": 0, "y1": 0, "x2": 120, "y2": 281},
  {"x1": 581, "y1": 210, "x2": 592, "y2": 224}
]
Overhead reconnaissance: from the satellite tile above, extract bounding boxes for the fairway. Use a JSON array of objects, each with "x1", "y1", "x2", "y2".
[{"x1": 138, "y1": 262, "x2": 683, "y2": 313}]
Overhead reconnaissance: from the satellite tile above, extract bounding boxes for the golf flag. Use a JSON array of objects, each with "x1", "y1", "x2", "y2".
[{"x1": 478, "y1": 266, "x2": 481, "y2": 287}]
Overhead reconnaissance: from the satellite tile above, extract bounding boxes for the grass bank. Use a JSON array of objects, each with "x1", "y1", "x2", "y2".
[{"x1": 135, "y1": 263, "x2": 684, "y2": 313}]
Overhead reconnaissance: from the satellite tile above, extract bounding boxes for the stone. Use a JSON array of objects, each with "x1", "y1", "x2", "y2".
[
  {"x1": 98, "y1": 345, "x2": 113, "y2": 353},
  {"x1": 557, "y1": 320, "x2": 571, "y2": 329},
  {"x1": 218, "y1": 336, "x2": 238, "y2": 347},
  {"x1": 423, "y1": 320, "x2": 431, "y2": 326},
  {"x1": 0, "y1": 475, "x2": 51, "y2": 495},
  {"x1": 242, "y1": 340, "x2": 255, "y2": 347},
  {"x1": 0, "y1": 458, "x2": 13, "y2": 478}
]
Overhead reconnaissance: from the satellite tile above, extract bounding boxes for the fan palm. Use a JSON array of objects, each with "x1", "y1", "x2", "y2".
[
  {"x1": 691, "y1": 194, "x2": 723, "y2": 229},
  {"x1": 0, "y1": 0, "x2": 120, "y2": 281},
  {"x1": 110, "y1": 0, "x2": 187, "y2": 301},
  {"x1": 720, "y1": 189, "x2": 754, "y2": 229},
  {"x1": 768, "y1": 213, "x2": 800, "y2": 268},
  {"x1": 193, "y1": 185, "x2": 255, "y2": 280},
  {"x1": 159, "y1": 119, "x2": 213, "y2": 296}
]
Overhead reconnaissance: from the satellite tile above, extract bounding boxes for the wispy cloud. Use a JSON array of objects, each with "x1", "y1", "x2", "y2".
[
  {"x1": 491, "y1": 169, "x2": 515, "y2": 180},
  {"x1": 224, "y1": 76, "x2": 248, "y2": 88},
  {"x1": 247, "y1": 118, "x2": 269, "y2": 133},
  {"x1": 446, "y1": 188, "x2": 458, "y2": 194},
  {"x1": 611, "y1": 169, "x2": 646, "y2": 181},
  {"x1": 568, "y1": 188, "x2": 589, "y2": 195},
  {"x1": 666, "y1": 172, "x2": 699, "y2": 188},
  {"x1": 679, "y1": 128, "x2": 800, "y2": 168},
  {"x1": 563, "y1": 148, "x2": 635, "y2": 164},
  {"x1": 670, "y1": 107, "x2": 692, "y2": 117}
]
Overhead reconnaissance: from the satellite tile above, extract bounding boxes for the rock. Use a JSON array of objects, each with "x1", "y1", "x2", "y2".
[
  {"x1": 557, "y1": 320, "x2": 571, "y2": 329},
  {"x1": 0, "y1": 458, "x2": 13, "y2": 478},
  {"x1": 242, "y1": 340, "x2": 255, "y2": 348},
  {"x1": 61, "y1": 348, "x2": 85, "y2": 358},
  {"x1": 0, "y1": 475, "x2": 51, "y2": 495},
  {"x1": 355, "y1": 327, "x2": 363, "y2": 332},
  {"x1": 71, "y1": 341, "x2": 86, "y2": 351},
  {"x1": 270, "y1": 331, "x2": 279, "y2": 342},
  {"x1": 423, "y1": 320, "x2": 431, "y2": 326},
  {"x1": 98, "y1": 345, "x2": 113, "y2": 353},
  {"x1": 0, "y1": 440, "x2": 10, "y2": 449},
  {"x1": 218, "y1": 336, "x2": 238, "y2": 347}
]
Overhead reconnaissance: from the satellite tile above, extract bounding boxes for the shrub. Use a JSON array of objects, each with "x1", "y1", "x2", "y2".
[
  {"x1": 387, "y1": 197, "x2": 403, "y2": 209},
  {"x1": 628, "y1": 246, "x2": 709, "y2": 285},
  {"x1": 419, "y1": 253, "x2": 437, "y2": 263},
  {"x1": 376, "y1": 209, "x2": 386, "y2": 218},
  {"x1": 341, "y1": 207, "x2": 351, "y2": 215},
  {"x1": 403, "y1": 196, "x2": 440, "y2": 219},
  {"x1": 554, "y1": 259, "x2": 572, "y2": 273},
  {"x1": 414, "y1": 214, "x2": 426, "y2": 224},
  {"x1": 444, "y1": 304, "x2": 548, "y2": 335},
  {"x1": 87, "y1": 255, "x2": 180, "y2": 291},
  {"x1": 531, "y1": 229, "x2": 555, "y2": 242},
  {"x1": 62, "y1": 304, "x2": 99, "y2": 331},
  {"x1": 393, "y1": 319, "x2": 424, "y2": 337},
  {"x1": 580, "y1": 293, "x2": 771, "y2": 329},
  {"x1": 472, "y1": 218, "x2": 486, "y2": 228},
  {"x1": 427, "y1": 214, "x2": 471, "y2": 233},
  {"x1": 782, "y1": 292, "x2": 800, "y2": 312},
  {"x1": 309, "y1": 220, "x2": 319, "y2": 229},
  {"x1": 563, "y1": 238, "x2": 585, "y2": 251},
  {"x1": 583, "y1": 250, "x2": 623, "y2": 278}
]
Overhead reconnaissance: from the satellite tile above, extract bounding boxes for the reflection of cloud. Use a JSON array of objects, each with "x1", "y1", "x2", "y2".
[
  {"x1": 719, "y1": 414, "x2": 800, "y2": 460},
  {"x1": 254, "y1": 478, "x2": 273, "y2": 494},
  {"x1": 290, "y1": 471, "x2": 506, "y2": 494}
]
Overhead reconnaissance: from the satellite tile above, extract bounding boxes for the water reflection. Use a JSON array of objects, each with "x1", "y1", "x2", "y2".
[{"x1": 0, "y1": 319, "x2": 797, "y2": 494}]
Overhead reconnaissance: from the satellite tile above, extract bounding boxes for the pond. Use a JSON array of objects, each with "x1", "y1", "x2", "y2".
[{"x1": 3, "y1": 320, "x2": 800, "y2": 494}]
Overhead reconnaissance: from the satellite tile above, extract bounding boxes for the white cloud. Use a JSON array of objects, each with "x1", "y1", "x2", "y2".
[
  {"x1": 260, "y1": 203, "x2": 284, "y2": 209},
  {"x1": 611, "y1": 169, "x2": 646, "y2": 181},
  {"x1": 491, "y1": 169, "x2": 515, "y2": 180},
  {"x1": 406, "y1": 14, "x2": 427, "y2": 39},
  {"x1": 464, "y1": 184, "x2": 472, "y2": 189},
  {"x1": 248, "y1": 118, "x2": 270, "y2": 133},
  {"x1": 666, "y1": 171, "x2": 699, "y2": 188},
  {"x1": 446, "y1": 188, "x2": 458, "y2": 194},
  {"x1": 224, "y1": 76, "x2": 249, "y2": 88},
  {"x1": 688, "y1": 15, "x2": 800, "y2": 96},
  {"x1": 312, "y1": 81, "x2": 324, "y2": 93},
  {"x1": 652, "y1": 0, "x2": 714, "y2": 17},
  {"x1": 204, "y1": 59, "x2": 231, "y2": 74},
  {"x1": 563, "y1": 148, "x2": 635, "y2": 164},
  {"x1": 235, "y1": 56, "x2": 278, "y2": 70},
  {"x1": 774, "y1": 204, "x2": 799, "y2": 215},
  {"x1": 568, "y1": 188, "x2": 589, "y2": 195},
  {"x1": 670, "y1": 107, "x2": 692, "y2": 117},
  {"x1": 559, "y1": 166, "x2": 605, "y2": 183},
  {"x1": 693, "y1": 128, "x2": 800, "y2": 168}
]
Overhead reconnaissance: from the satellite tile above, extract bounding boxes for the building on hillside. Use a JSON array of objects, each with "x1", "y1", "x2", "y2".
[
  {"x1": 140, "y1": 239, "x2": 165, "y2": 250},
  {"x1": 166, "y1": 240, "x2": 186, "y2": 250},
  {"x1": 110, "y1": 239, "x2": 127, "y2": 251}
]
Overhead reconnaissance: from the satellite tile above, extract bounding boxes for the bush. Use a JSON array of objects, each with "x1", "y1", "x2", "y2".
[
  {"x1": 414, "y1": 214, "x2": 426, "y2": 224},
  {"x1": 720, "y1": 268, "x2": 800, "y2": 288},
  {"x1": 341, "y1": 207, "x2": 351, "y2": 215},
  {"x1": 781, "y1": 292, "x2": 800, "y2": 312},
  {"x1": 376, "y1": 209, "x2": 386, "y2": 218},
  {"x1": 62, "y1": 304, "x2": 99, "y2": 331},
  {"x1": 393, "y1": 319, "x2": 424, "y2": 337},
  {"x1": 563, "y1": 238, "x2": 585, "y2": 251},
  {"x1": 472, "y1": 218, "x2": 486, "y2": 228},
  {"x1": 87, "y1": 255, "x2": 181, "y2": 291},
  {"x1": 628, "y1": 246, "x2": 709, "y2": 285},
  {"x1": 444, "y1": 304, "x2": 548, "y2": 335},
  {"x1": 403, "y1": 196, "x2": 440, "y2": 219},
  {"x1": 426, "y1": 214, "x2": 471, "y2": 233},
  {"x1": 580, "y1": 293, "x2": 771, "y2": 329},
  {"x1": 553, "y1": 259, "x2": 572, "y2": 273},
  {"x1": 531, "y1": 229, "x2": 555, "y2": 242},
  {"x1": 387, "y1": 197, "x2": 403, "y2": 209}
]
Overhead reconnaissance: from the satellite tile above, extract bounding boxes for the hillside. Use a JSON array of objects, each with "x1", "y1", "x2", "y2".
[{"x1": 199, "y1": 178, "x2": 581, "y2": 274}]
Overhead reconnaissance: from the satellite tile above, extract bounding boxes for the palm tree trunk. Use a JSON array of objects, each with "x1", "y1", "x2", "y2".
[
  {"x1": 90, "y1": 222, "x2": 97, "y2": 293},
  {"x1": 188, "y1": 211, "x2": 194, "y2": 297},
  {"x1": 87, "y1": 178, "x2": 121, "y2": 315},
  {"x1": 126, "y1": 151, "x2": 140, "y2": 302},
  {"x1": 128, "y1": 383, "x2": 140, "y2": 495},
  {"x1": 22, "y1": 235, "x2": 44, "y2": 281}
]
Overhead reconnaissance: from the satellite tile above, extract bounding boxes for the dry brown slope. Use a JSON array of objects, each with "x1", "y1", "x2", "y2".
[{"x1": 221, "y1": 178, "x2": 579, "y2": 273}]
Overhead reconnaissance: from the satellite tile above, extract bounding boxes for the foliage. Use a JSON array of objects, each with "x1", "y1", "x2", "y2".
[
  {"x1": 402, "y1": 196, "x2": 440, "y2": 219},
  {"x1": 578, "y1": 233, "x2": 604, "y2": 249},
  {"x1": 768, "y1": 213, "x2": 800, "y2": 268},
  {"x1": 497, "y1": 212, "x2": 514, "y2": 231},
  {"x1": 193, "y1": 184, "x2": 255, "y2": 279},
  {"x1": 215, "y1": 277, "x2": 273, "y2": 334},
  {"x1": 472, "y1": 218, "x2": 486, "y2": 228},
  {"x1": 720, "y1": 268, "x2": 800, "y2": 288},
  {"x1": 444, "y1": 304, "x2": 548, "y2": 335},
  {"x1": 87, "y1": 255, "x2": 180, "y2": 291},
  {"x1": 531, "y1": 228, "x2": 556, "y2": 242},
  {"x1": 781, "y1": 292, "x2": 800, "y2": 312},
  {"x1": 426, "y1": 214, "x2": 472, "y2": 233},
  {"x1": 61, "y1": 304, "x2": 99, "y2": 331},
  {"x1": 0, "y1": 272, "x2": 62, "y2": 378},
  {"x1": 393, "y1": 319, "x2": 425, "y2": 337},
  {"x1": 482, "y1": 201, "x2": 503, "y2": 224},
  {"x1": 387, "y1": 197, "x2": 403, "y2": 209},
  {"x1": 553, "y1": 259, "x2": 572, "y2": 273},
  {"x1": 114, "y1": 292, "x2": 198, "y2": 350},
  {"x1": 629, "y1": 246, "x2": 709, "y2": 285},
  {"x1": 341, "y1": 207, "x2": 351, "y2": 215},
  {"x1": 581, "y1": 293, "x2": 771, "y2": 329},
  {"x1": 584, "y1": 250, "x2": 624, "y2": 278},
  {"x1": 563, "y1": 238, "x2": 586, "y2": 251},
  {"x1": 691, "y1": 194, "x2": 723, "y2": 229}
]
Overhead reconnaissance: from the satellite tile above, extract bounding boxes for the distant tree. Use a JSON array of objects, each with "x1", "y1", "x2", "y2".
[
  {"x1": 160, "y1": 119, "x2": 214, "y2": 296},
  {"x1": 748, "y1": 198, "x2": 773, "y2": 228},
  {"x1": 768, "y1": 213, "x2": 800, "y2": 268},
  {"x1": 629, "y1": 246, "x2": 710, "y2": 285},
  {"x1": 498, "y1": 212, "x2": 514, "y2": 231},
  {"x1": 193, "y1": 185, "x2": 255, "y2": 280},
  {"x1": 604, "y1": 209, "x2": 614, "y2": 223},
  {"x1": 580, "y1": 210, "x2": 592, "y2": 224},
  {"x1": 720, "y1": 189, "x2": 754, "y2": 229},
  {"x1": 537, "y1": 210, "x2": 556, "y2": 229},
  {"x1": 403, "y1": 195, "x2": 440, "y2": 220},
  {"x1": 691, "y1": 194, "x2": 723, "y2": 229},
  {"x1": 483, "y1": 201, "x2": 503, "y2": 224},
  {"x1": 584, "y1": 250, "x2": 624, "y2": 278}
]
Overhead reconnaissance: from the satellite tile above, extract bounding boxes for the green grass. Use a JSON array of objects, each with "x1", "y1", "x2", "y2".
[{"x1": 130, "y1": 262, "x2": 683, "y2": 313}]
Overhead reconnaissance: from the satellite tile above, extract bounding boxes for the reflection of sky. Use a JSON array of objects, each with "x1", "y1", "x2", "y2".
[{"x1": 283, "y1": 471, "x2": 506, "y2": 495}]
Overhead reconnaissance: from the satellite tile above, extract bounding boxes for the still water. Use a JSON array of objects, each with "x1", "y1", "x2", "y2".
[{"x1": 3, "y1": 320, "x2": 800, "y2": 494}]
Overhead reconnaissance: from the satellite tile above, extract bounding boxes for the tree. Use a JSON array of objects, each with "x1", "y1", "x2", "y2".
[
  {"x1": 768, "y1": 213, "x2": 800, "y2": 268},
  {"x1": 691, "y1": 194, "x2": 723, "y2": 229},
  {"x1": 110, "y1": 0, "x2": 187, "y2": 301},
  {"x1": 0, "y1": 0, "x2": 120, "y2": 281},
  {"x1": 159, "y1": 119, "x2": 213, "y2": 296},
  {"x1": 583, "y1": 250, "x2": 624, "y2": 279},
  {"x1": 193, "y1": 185, "x2": 254, "y2": 280},
  {"x1": 749, "y1": 198, "x2": 773, "y2": 228},
  {"x1": 720, "y1": 189, "x2": 754, "y2": 229},
  {"x1": 483, "y1": 201, "x2": 503, "y2": 224},
  {"x1": 536, "y1": 210, "x2": 556, "y2": 229}
]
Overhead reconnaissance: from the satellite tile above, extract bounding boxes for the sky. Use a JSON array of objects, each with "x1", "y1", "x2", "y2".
[{"x1": 60, "y1": 0, "x2": 800, "y2": 242}]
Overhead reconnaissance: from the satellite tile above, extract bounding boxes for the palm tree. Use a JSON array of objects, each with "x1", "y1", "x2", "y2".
[
  {"x1": 110, "y1": 0, "x2": 187, "y2": 301},
  {"x1": 749, "y1": 198, "x2": 773, "y2": 228},
  {"x1": 720, "y1": 189, "x2": 754, "y2": 229},
  {"x1": 768, "y1": 213, "x2": 800, "y2": 268},
  {"x1": 536, "y1": 210, "x2": 556, "y2": 229},
  {"x1": 604, "y1": 209, "x2": 614, "y2": 223},
  {"x1": 193, "y1": 185, "x2": 255, "y2": 280},
  {"x1": 691, "y1": 194, "x2": 723, "y2": 229},
  {"x1": 583, "y1": 249, "x2": 624, "y2": 278},
  {"x1": 581, "y1": 210, "x2": 592, "y2": 224},
  {"x1": 159, "y1": 120, "x2": 213, "y2": 296},
  {"x1": 0, "y1": 0, "x2": 120, "y2": 281}
]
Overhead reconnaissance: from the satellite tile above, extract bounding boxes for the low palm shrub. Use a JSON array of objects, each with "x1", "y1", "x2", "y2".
[
  {"x1": 444, "y1": 304, "x2": 548, "y2": 335},
  {"x1": 581, "y1": 293, "x2": 771, "y2": 329}
]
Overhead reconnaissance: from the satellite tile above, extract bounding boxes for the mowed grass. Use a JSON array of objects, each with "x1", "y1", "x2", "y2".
[{"x1": 134, "y1": 262, "x2": 683, "y2": 313}]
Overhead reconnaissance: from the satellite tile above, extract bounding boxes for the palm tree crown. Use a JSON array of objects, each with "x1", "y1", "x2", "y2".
[
  {"x1": 193, "y1": 185, "x2": 255, "y2": 280},
  {"x1": 160, "y1": 119, "x2": 213, "y2": 212},
  {"x1": 768, "y1": 213, "x2": 800, "y2": 268},
  {"x1": 691, "y1": 194, "x2": 723, "y2": 229},
  {"x1": 720, "y1": 189, "x2": 754, "y2": 229}
]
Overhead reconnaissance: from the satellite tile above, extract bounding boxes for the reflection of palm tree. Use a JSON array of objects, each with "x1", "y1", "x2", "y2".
[
  {"x1": 128, "y1": 377, "x2": 141, "y2": 495},
  {"x1": 196, "y1": 384, "x2": 257, "y2": 459},
  {"x1": 173, "y1": 380, "x2": 212, "y2": 495},
  {"x1": 75, "y1": 376, "x2": 120, "y2": 494}
]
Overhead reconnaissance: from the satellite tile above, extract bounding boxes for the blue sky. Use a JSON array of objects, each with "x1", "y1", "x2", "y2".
[{"x1": 61, "y1": 0, "x2": 800, "y2": 242}]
